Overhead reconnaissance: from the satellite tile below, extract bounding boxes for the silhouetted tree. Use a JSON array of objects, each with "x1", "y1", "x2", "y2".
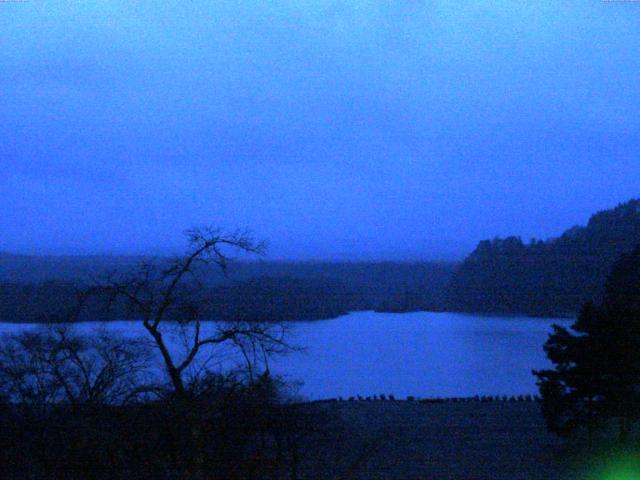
[
  {"x1": 534, "y1": 245, "x2": 640, "y2": 442},
  {"x1": 0, "y1": 325, "x2": 152, "y2": 407},
  {"x1": 83, "y1": 227, "x2": 291, "y2": 397}
]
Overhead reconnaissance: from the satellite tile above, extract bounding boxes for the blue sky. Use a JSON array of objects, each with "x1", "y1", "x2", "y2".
[{"x1": 2, "y1": 1, "x2": 640, "y2": 259}]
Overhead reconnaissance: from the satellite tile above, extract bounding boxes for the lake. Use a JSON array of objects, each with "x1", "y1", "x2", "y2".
[{"x1": 0, "y1": 311, "x2": 571, "y2": 400}]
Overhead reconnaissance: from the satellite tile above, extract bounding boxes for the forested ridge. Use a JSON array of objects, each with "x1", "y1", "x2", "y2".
[
  {"x1": 2, "y1": 199, "x2": 640, "y2": 321},
  {"x1": 447, "y1": 199, "x2": 640, "y2": 316},
  {"x1": 0, "y1": 259, "x2": 454, "y2": 322}
]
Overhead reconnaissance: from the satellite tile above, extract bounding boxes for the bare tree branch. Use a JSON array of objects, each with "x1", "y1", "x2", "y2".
[{"x1": 75, "y1": 227, "x2": 287, "y2": 398}]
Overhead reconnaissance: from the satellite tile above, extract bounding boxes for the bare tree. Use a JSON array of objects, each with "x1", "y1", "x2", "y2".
[
  {"x1": 0, "y1": 326, "x2": 152, "y2": 407},
  {"x1": 85, "y1": 227, "x2": 291, "y2": 397}
]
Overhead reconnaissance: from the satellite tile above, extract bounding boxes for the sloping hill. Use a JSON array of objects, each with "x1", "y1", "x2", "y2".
[{"x1": 447, "y1": 199, "x2": 640, "y2": 316}]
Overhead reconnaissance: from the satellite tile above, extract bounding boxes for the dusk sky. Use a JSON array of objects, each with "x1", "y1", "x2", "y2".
[{"x1": 2, "y1": 1, "x2": 639, "y2": 260}]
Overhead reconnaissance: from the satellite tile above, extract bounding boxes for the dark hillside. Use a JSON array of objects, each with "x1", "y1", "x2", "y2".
[
  {"x1": 447, "y1": 199, "x2": 640, "y2": 316},
  {"x1": 0, "y1": 258, "x2": 455, "y2": 322}
]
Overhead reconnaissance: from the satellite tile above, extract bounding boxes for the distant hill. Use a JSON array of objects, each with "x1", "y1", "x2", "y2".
[
  {"x1": 0, "y1": 256, "x2": 456, "y2": 322},
  {"x1": 447, "y1": 199, "x2": 640, "y2": 317},
  {"x1": 4, "y1": 200, "x2": 640, "y2": 321}
]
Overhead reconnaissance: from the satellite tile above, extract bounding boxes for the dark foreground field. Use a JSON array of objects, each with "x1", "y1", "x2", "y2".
[
  {"x1": 3, "y1": 398, "x2": 620, "y2": 479},
  {"x1": 295, "y1": 400, "x2": 575, "y2": 480}
]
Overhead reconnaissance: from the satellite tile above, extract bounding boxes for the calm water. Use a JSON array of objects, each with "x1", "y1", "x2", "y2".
[{"x1": 0, "y1": 311, "x2": 571, "y2": 400}]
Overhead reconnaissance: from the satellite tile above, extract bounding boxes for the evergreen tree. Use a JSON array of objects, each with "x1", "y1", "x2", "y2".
[{"x1": 533, "y1": 245, "x2": 640, "y2": 442}]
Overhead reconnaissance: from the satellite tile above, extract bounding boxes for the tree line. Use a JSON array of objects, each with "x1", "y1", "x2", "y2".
[
  {"x1": 0, "y1": 259, "x2": 455, "y2": 323},
  {"x1": 448, "y1": 199, "x2": 640, "y2": 316}
]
